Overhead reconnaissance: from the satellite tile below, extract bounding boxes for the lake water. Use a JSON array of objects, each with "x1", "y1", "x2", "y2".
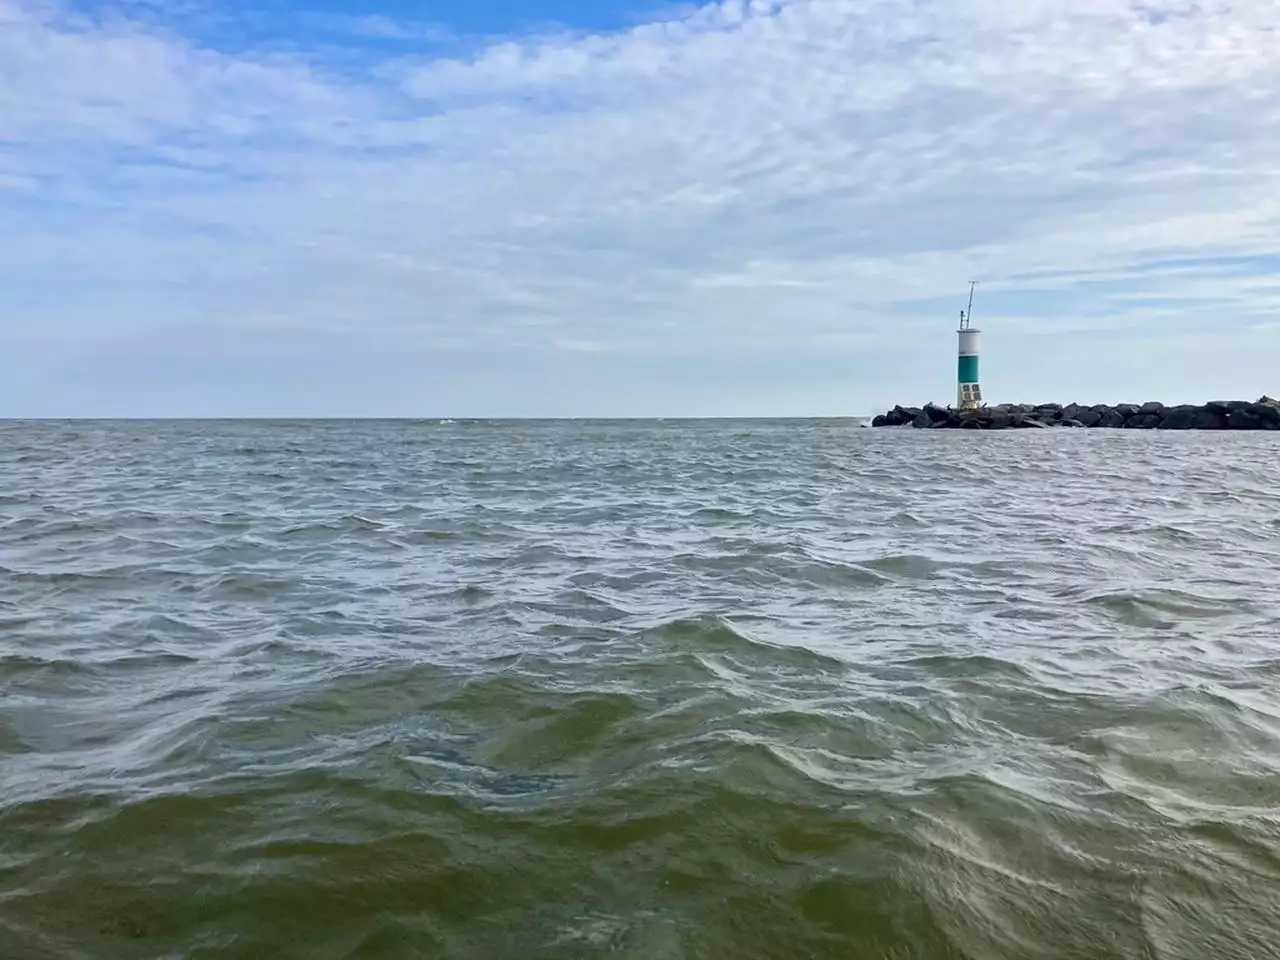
[{"x1": 3, "y1": 419, "x2": 1279, "y2": 958}]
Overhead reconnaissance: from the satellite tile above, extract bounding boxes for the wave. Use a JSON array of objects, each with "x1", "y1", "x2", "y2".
[{"x1": 3, "y1": 420, "x2": 1280, "y2": 958}]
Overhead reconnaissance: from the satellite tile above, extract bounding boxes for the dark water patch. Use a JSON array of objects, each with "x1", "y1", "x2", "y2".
[
  {"x1": 0, "y1": 655, "x2": 98, "y2": 682},
  {"x1": 1082, "y1": 589, "x2": 1252, "y2": 628},
  {"x1": 863, "y1": 552, "x2": 943, "y2": 579},
  {"x1": 0, "y1": 516, "x2": 47, "y2": 536},
  {"x1": 278, "y1": 517, "x2": 381, "y2": 539},
  {"x1": 777, "y1": 555, "x2": 891, "y2": 589},
  {"x1": 904, "y1": 653, "x2": 1037, "y2": 683},
  {"x1": 565, "y1": 568, "x2": 671, "y2": 591},
  {"x1": 195, "y1": 571, "x2": 299, "y2": 599},
  {"x1": 399, "y1": 527, "x2": 468, "y2": 544},
  {"x1": 3, "y1": 569, "x2": 142, "y2": 592},
  {"x1": 637, "y1": 614, "x2": 848, "y2": 673},
  {"x1": 517, "y1": 590, "x2": 633, "y2": 625},
  {"x1": 686, "y1": 505, "x2": 752, "y2": 522},
  {"x1": 889, "y1": 509, "x2": 930, "y2": 526},
  {"x1": 101, "y1": 613, "x2": 222, "y2": 645},
  {"x1": 340, "y1": 514, "x2": 385, "y2": 530},
  {"x1": 668, "y1": 549, "x2": 888, "y2": 592},
  {"x1": 0, "y1": 714, "x2": 36, "y2": 757},
  {"x1": 1145, "y1": 523, "x2": 1213, "y2": 545},
  {"x1": 1187, "y1": 819, "x2": 1280, "y2": 881}
]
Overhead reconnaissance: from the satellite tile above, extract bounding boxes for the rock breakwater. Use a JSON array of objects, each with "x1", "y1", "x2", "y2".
[{"x1": 872, "y1": 398, "x2": 1280, "y2": 430}]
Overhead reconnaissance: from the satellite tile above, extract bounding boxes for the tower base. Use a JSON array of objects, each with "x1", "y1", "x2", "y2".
[{"x1": 957, "y1": 382, "x2": 983, "y2": 410}]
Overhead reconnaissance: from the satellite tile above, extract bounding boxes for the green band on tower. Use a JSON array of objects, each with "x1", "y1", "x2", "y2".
[{"x1": 957, "y1": 355, "x2": 979, "y2": 383}]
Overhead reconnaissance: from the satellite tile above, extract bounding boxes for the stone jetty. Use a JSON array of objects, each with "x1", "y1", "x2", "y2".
[{"x1": 872, "y1": 397, "x2": 1280, "y2": 430}]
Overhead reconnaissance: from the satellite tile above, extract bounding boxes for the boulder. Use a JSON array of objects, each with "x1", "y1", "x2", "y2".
[
  {"x1": 1206, "y1": 400, "x2": 1251, "y2": 416},
  {"x1": 1140, "y1": 401, "x2": 1166, "y2": 416},
  {"x1": 1097, "y1": 409, "x2": 1126, "y2": 428},
  {"x1": 1255, "y1": 403, "x2": 1280, "y2": 428},
  {"x1": 1229, "y1": 407, "x2": 1265, "y2": 430},
  {"x1": 1115, "y1": 403, "x2": 1141, "y2": 418},
  {"x1": 878, "y1": 407, "x2": 904, "y2": 426},
  {"x1": 1075, "y1": 409, "x2": 1104, "y2": 427},
  {"x1": 1157, "y1": 405, "x2": 1202, "y2": 430},
  {"x1": 912, "y1": 412, "x2": 933, "y2": 429},
  {"x1": 887, "y1": 405, "x2": 923, "y2": 425}
]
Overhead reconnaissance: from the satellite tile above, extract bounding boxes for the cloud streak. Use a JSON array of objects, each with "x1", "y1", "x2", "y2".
[{"x1": 2, "y1": 0, "x2": 1279, "y2": 416}]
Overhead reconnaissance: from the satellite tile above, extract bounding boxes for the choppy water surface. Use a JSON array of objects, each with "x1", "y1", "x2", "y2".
[{"x1": 3, "y1": 419, "x2": 1280, "y2": 959}]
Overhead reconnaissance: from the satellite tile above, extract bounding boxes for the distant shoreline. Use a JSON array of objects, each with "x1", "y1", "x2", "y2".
[{"x1": 873, "y1": 399, "x2": 1280, "y2": 431}]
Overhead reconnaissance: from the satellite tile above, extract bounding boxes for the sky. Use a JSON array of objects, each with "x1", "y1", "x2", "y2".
[{"x1": 2, "y1": 0, "x2": 1278, "y2": 418}]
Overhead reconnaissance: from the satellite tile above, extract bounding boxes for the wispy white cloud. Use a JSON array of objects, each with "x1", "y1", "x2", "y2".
[
  {"x1": 1, "y1": 0, "x2": 1278, "y2": 416},
  {"x1": 338, "y1": 14, "x2": 453, "y2": 43}
]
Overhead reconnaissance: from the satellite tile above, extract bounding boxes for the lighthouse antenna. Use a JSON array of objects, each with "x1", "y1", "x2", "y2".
[{"x1": 965, "y1": 280, "x2": 978, "y2": 329}]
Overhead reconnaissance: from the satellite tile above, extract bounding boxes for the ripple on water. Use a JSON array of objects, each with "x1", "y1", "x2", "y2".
[{"x1": 2, "y1": 420, "x2": 1280, "y2": 958}]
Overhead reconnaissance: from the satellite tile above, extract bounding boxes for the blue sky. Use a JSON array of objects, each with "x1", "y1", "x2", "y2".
[{"x1": 2, "y1": 0, "x2": 1278, "y2": 417}]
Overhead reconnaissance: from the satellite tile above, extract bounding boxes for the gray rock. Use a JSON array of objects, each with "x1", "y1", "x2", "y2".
[
  {"x1": 873, "y1": 399, "x2": 1280, "y2": 430},
  {"x1": 1157, "y1": 405, "x2": 1201, "y2": 430},
  {"x1": 1255, "y1": 403, "x2": 1280, "y2": 428},
  {"x1": 1206, "y1": 400, "x2": 1251, "y2": 416},
  {"x1": 1229, "y1": 408, "x2": 1264, "y2": 430}
]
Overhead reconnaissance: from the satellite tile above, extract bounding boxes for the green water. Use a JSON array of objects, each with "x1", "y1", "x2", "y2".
[{"x1": 3, "y1": 419, "x2": 1279, "y2": 958}]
